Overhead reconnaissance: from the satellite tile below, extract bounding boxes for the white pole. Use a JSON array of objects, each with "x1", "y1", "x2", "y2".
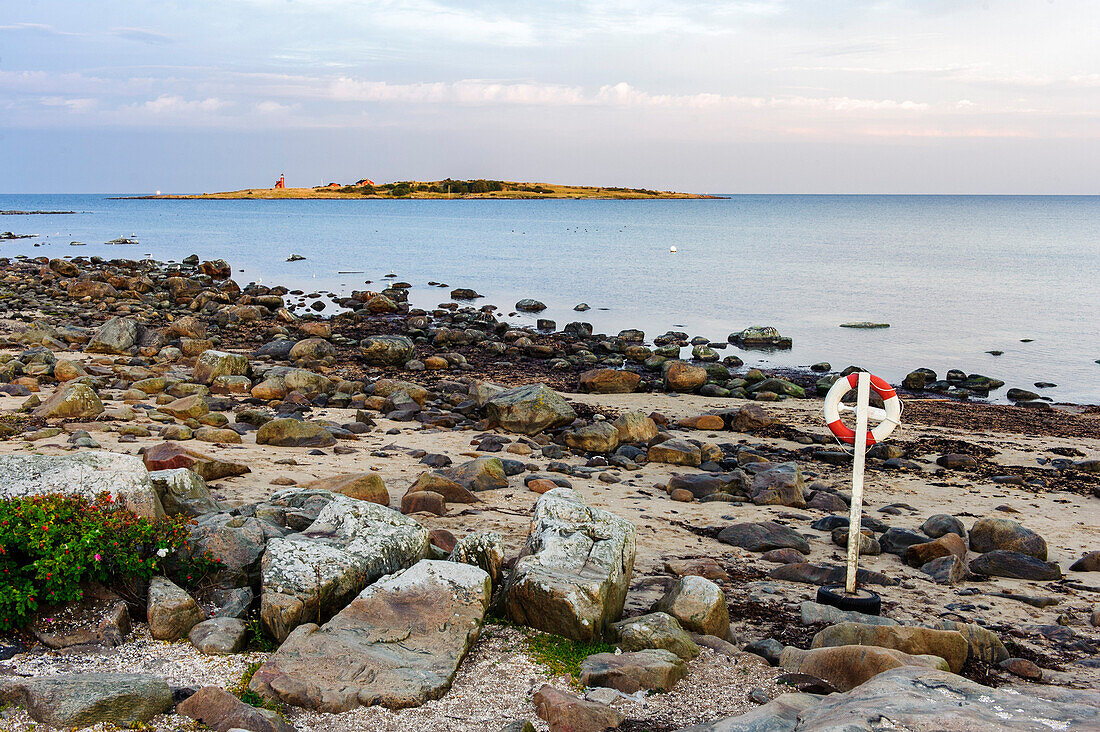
[{"x1": 845, "y1": 371, "x2": 871, "y2": 595}]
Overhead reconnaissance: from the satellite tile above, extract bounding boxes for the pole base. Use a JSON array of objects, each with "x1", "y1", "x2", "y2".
[{"x1": 816, "y1": 584, "x2": 881, "y2": 616}]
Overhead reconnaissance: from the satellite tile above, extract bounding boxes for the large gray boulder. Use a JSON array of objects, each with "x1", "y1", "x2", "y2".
[
  {"x1": 485, "y1": 383, "x2": 577, "y2": 435},
  {"x1": 86, "y1": 317, "x2": 141, "y2": 354},
  {"x1": 1, "y1": 673, "x2": 172, "y2": 728},
  {"x1": 147, "y1": 576, "x2": 204, "y2": 641},
  {"x1": 0, "y1": 452, "x2": 163, "y2": 519},
  {"x1": 677, "y1": 665, "x2": 1100, "y2": 731},
  {"x1": 503, "y1": 488, "x2": 636, "y2": 641},
  {"x1": 193, "y1": 349, "x2": 250, "y2": 385},
  {"x1": 360, "y1": 335, "x2": 415, "y2": 366},
  {"x1": 249, "y1": 560, "x2": 491, "y2": 712},
  {"x1": 148, "y1": 468, "x2": 219, "y2": 516},
  {"x1": 185, "y1": 512, "x2": 287, "y2": 589},
  {"x1": 259, "y1": 494, "x2": 429, "y2": 642},
  {"x1": 32, "y1": 382, "x2": 104, "y2": 419}
]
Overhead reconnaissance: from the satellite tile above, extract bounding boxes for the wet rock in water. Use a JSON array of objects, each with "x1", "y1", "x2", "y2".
[
  {"x1": 503, "y1": 488, "x2": 636, "y2": 641},
  {"x1": 303, "y1": 473, "x2": 390, "y2": 505},
  {"x1": 147, "y1": 576, "x2": 204, "y2": 641},
  {"x1": 142, "y1": 441, "x2": 251, "y2": 480},
  {"x1": 440, "y1": 456, "x2": 509, "y2": 491},
  {"x1": 612, "y1": 612, "x2": 699, "y2": 660},
  {"x1": 0, "y1": 451, "x2": 163, "y2": 518},
  {"x1": 485, "y1": 383, "x2": 576, "y2": 435},
  {"x1": 515, "y1": 298, "x2": 546, "y2": 312},
  {"x1": 920, "y1": 514, "x2": 965, "y2": 539},
  {"x1": 685, "y1": 666, "x2": 1100, "y2": 731},
  {"x1": 728, "y1": 326, "x2": 792, "y2": 349},
  {"x1": 359, "y1": 335, "x2": 415, "y2": 366},
  {"x1": 969, "y1": 550, "x2": 1061, "y2": 581},
  {"x1": 579, "y1": 649, "x2": 686, "y2": 693},
  {"x1": 32, "y1": 382, "x2": 104, "y2": 419},
  {"x1": 840, "y1": 321, "x2": 890, "y2": 329},
  {"x1": 532, "y1": 685, "x2": 624, "y2": 732},
  {"x1": 259, "y1": 494, "x2": 429, "y2": 642},
  {"x1": 450, "y1": 288, "x2": 482, "y2": 300},
  {"x1": 749, "y1": 462, "x2": 806, "y2": 508},
  {"x1": 563, "y1": 422, "x2": 620, "y2": 454},
  {"x1": 1007, "y1": 387, "x2": 1041, "y2": 402},
  {"x1": 188, "y1": 617, "x2": 248, "y2": 655},
  {"x1": 193, "y1": 349, "x2": 250, "y2": 385},
  {"x1": 148, "y1": 468, "x2": 219, "y2": 517},
  {"x1": 177, "y1": 686, "x2": 295, "y2": 732},
  {"x1": 249, "y1": 561, "x2": 491, "y2": 712},
  {"x1": 579, "y1": 368, "x2": 641, "y2": 394},
  {"x1": 86, "y1": 317, "x2": 141, "y2": 354},
  {"x1": 718, "y1": 521, "x2": 810, "y2": 554},
  {"x1": 257, "y1": 418, "x2": 337, "y2": 447},
  {"x1": 779, "y1": 645, "x2": 948, "y2": 693},
  {"x1": 968, "y1": 517, "x2": 1048, "y2": 560},
  {"x1": 663, "y1": 360, "x2": 707, "y2": 392},
  {"x1": 653, "y1": 575, "x2": 730, "y2": 638},
  {"x1": 811, "y1": 622, "x2": 969, "y2": 673},
  {"x1": 2, "y1": 673, "x2": 173, "y2": 729}
]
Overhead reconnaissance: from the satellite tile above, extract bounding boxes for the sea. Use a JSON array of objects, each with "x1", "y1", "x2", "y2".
[{"x1": 2, "y1": 193, "x2": 1098, "y2": 405}]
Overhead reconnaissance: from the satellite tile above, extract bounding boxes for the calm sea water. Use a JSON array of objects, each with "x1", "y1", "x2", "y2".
[{"x1": 2, "y1": 194, "x2": 1098, "y2": 405}]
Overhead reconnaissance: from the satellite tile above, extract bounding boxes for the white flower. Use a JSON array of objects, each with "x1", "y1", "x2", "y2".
[{"x1": 156, "y1": 548, "x2": 169, "y2": 558}]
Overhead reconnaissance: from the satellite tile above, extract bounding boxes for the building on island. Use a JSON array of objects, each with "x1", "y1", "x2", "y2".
[
  {"x1": 356, "y1": 178, "x2": 376, "y2": 186},
  {"x1": 326, "y1": 182, "x2": 341, "y2": 188},
  {"x1": 274, "y1": 174, "x2": 285, "y2": 189}
]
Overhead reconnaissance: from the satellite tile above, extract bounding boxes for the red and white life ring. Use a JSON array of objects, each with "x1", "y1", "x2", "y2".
[{"x1": 823, "y1": 373, "x2": 901, "y2": 445}]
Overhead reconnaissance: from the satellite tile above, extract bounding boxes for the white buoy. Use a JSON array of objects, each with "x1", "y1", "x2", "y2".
[{"x1": 669, "y1": 246, "x2": 677, "y2": 253}]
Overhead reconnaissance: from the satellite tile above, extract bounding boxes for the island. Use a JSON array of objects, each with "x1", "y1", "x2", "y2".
[{"x1": 132, "y1": 178, "x2": 721, "y2": 200}]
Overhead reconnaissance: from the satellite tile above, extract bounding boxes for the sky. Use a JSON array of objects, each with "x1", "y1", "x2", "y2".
[{"x1": 1, "y1": 0, "x2": 1098, "y2": 193}]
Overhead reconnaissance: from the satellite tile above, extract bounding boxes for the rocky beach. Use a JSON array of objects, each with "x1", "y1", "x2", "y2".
[{"x1": 0, "y1": 252, "x2": 1097, "y2": 732}]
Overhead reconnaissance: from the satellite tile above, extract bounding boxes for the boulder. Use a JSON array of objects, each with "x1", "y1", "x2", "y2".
[
  {"x1": 142, "y1": 441, "x2": 251, "y2": 481},
  {"x1": 664, "y1": 361, "x2": 707, "y2": 392},
  {"x1": 485, "y1": 383, "x2": 576, "y2": 435},
  {"x1": 159, "y1": 394, "x2": 210, "y2": 420},
  {"x1": 259, "y1": 495, "x2": 429, "y2": 642},
  {"x1": 922, "y1": 621, "x2": 1009, "y2": 664},
  {"x1": 648, "y1": 438, "x2": 702, "y2": 466},
  {"x1": 257, "y1": 418, "x2": 337, "y2": 447},
  {"x1": 580, "y1": 368, "x2": 641, "y2": 394},
  {"x1": 289, "y1": 337, "x2": 336, "y2": 362},
  {"x1": 188, "y1": 617, "x2": 248, "y2": 655},
  {"x1": 148, "y1": 468, "x2": 219, "y2": 516},
  {"x1": 402, "y1": 490, "x2": 445, "y2": 515},
  {"x1": 580, "y1": 649, "x2": 687, "y2": 693},
  {"x1": 654, "y1": 575, "x2": 730, "y2": 638},
  {"x1": 612, "y1": 612, "x2": 699, "y2": 660},
  {"x1": 811, "y1": 622, "x2": 968, "y2": 673},
  {"x1": 448, "y1": 532, "x2": 505, "y2": 586},
  {"x1": 186, "y1": 512, "x2": 285, "y2": 589},
  {"x1": 504, "y1": 488, "x2": 636, "y2": 641},
  {"x1": 905, "y1": 532, "x2": 967, "y2": 568},
  {"x1": 408, "y1": 472, "x2": 480, "y2": 503},
  {"x1": 147, "y1": 576, "x2": 204, "y2": 641},
  {"x1": 718, "y1": 521, "x2": 810, "y2": 554},
  {"x1": 682, "y1": 666, "x2": 1100, "y2": 731},
  {"x1": 0, "y1": 452, "x2": 163, "y2": 518},
  {"x1": 969, "y1": 517, "x2": 1048, "y2": 560},
  {"x1": 249, "y1": 561, "x2": 491, "y2": 712},
  {"x1": 86, "y1": 317, "x2": 140, "y2": 354},
  {"x1": 729, "y1": 326, "x2": 792, "y2": 349},
  {"x1": 3, "y1": 673, "x2": 172, "y2": 728},
  {"x1": 749, "y1": 462, "x2": 806, "y2": 508},
  {"x1": 32, "y1": 383, "x2": 104, "y2": 419},
  {"x1": 920, "y1": 514, "x2": 965, "y2": 539},
  {"x1": 1070, "y1": 551, "x2": 1100, "y2": 572},
  {"x1": 532, "y1": 685, "x2": 624, "y2": 732},
  {"x1": 800, "y1": 601, "x2": 898, "y2": 627},
  {"x1": 769, "y1": 563, "x2": 898, "y2": 587},
  {"x1": 193, "y1": 350, "x2": 250, "y2": 385},
  {"x1": 178, "y1": 685, "x2": 297, "y2": 732},
  {"x1": 779, "y1": 645, "x2": 948, "y2": 692},
  {"x1": 360, "y1": 335, "x2": 415, "y2": 366},
  {"x1": 515, "y1": 298, "x2": 546, "y2": 312},
  {"x1": 969, "y1": 550, "x2": 1061, "y2": 581},
  {"x1": 726, "y1": 404, "x2": 776, "y2": 432},
  {"x1": 563, "y1": 422, "x2": 620, "y2": 453},
  {"x1": 303, "y1": 473, "x2": 390, "y2": 505},
  {"x1": 440, "y1": 456, "x2": 509, "y2": 491},
  {"x1": 612, "y1": 411, "x2": 659, "y2": 444}
]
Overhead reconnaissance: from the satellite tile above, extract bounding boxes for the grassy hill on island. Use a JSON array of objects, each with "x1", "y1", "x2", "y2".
[{"x1": 144, "y1": 179, "x2": 718, "y2": 200}]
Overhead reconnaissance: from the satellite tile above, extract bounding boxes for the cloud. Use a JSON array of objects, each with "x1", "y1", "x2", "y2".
[
  {"x1": 256, "y1": 100, "x2": 297, "y2": 114},
  {"x1": 125, "y1": 95, "x2": 228, "y2": 115},
  {"x1": 40, "y1": 96, "x2": 98, "y2": 113},
  {"x1": 0, "y1": 22, "x2": 81, "y2": 36},
  {"x1": 111, "y1": 27, "x2": 174, "y2": 45}
]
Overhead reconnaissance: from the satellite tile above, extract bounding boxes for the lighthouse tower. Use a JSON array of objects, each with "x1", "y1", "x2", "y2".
[{"x1": 274, "y1": 174, "x2": 286, "y2": 189}]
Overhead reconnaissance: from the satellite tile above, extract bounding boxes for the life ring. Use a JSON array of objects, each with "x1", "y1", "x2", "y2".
[{"x1": 823, "y1": 373, "x2": 901, "y2": 445}]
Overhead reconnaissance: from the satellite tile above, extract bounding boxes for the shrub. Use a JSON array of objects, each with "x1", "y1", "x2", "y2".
[{"x1": 0, "y1": 493, "x2": 218, "y2": 631}]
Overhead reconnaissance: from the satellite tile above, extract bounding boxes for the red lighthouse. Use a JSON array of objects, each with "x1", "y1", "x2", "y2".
[{"x1": 274, "y1": 174, "x2": 286, "y2": 189}]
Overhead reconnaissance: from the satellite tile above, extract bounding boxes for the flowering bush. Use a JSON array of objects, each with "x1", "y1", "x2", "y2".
[{"x1": 0, "y1": 493, "x2": 219, "y2": 631}]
